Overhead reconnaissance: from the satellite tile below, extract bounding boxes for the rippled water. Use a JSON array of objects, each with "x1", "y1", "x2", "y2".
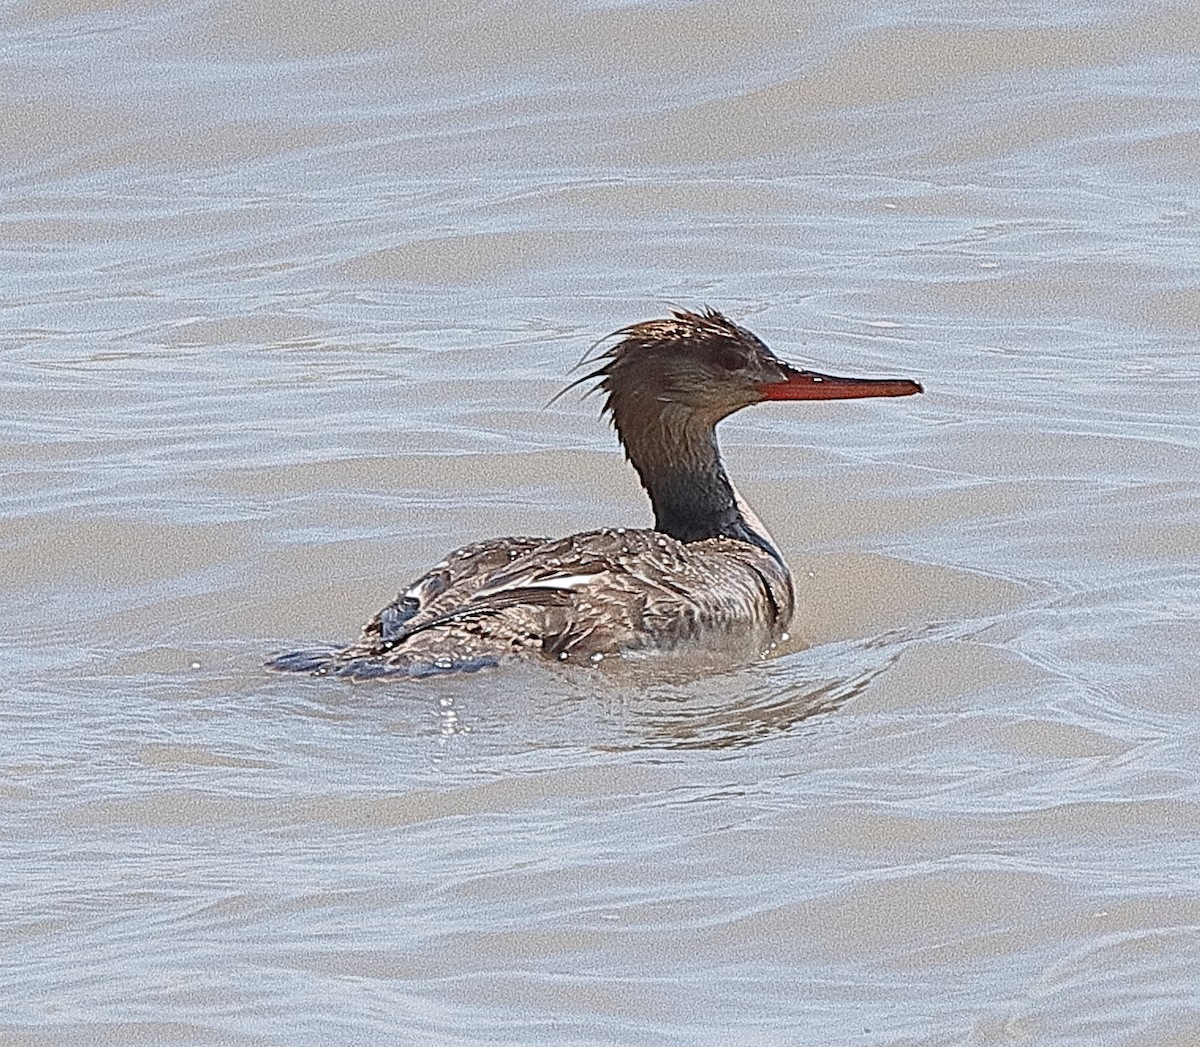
[{"x1": 4, "y1": 1, "x2": 1199, "y2": 1043}]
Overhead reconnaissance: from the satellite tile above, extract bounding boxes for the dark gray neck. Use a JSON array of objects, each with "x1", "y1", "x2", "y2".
[
  {"x1": 645, "y1": 459, "x2": 742, "y2": 543},
  {"x1": 617, "y1": 407, "x2": 779, "y2": 562}
]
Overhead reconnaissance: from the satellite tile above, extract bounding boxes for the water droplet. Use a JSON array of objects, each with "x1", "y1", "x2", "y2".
[
  {"x1": 780, "y1": 632, "x2": 790, "y2": 642},
  {"x1": 189, "y1": 661, "x2": 201, "y2": 670},
  {"x1": 589, "y1": 652, "x2": 604, "y2": 664},
  {"x1": 558, "y1": 651, "x2": 569, "y2": 661}
]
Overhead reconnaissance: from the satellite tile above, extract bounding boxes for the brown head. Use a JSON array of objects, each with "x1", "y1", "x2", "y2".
[
  {"x1": 559, "y1": 308, "x2": 922, "y2": 546},
  {"x1": 566, "y1": 308, "x2": 922, "y2": 427}
]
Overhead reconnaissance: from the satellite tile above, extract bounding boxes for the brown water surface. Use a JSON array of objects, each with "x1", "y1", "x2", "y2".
[{"x1": 3, "y1": 1, "x2": 1199, "y2": 1043}]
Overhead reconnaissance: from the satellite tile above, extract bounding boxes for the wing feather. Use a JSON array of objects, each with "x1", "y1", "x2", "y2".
[{"x1": 276, "y1": 528, "x2": 793, "y2": 678}]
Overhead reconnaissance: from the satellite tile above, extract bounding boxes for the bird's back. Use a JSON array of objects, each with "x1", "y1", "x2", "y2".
[{"x1": 268, "y1": 528, "x2": 794, "y2": 680}]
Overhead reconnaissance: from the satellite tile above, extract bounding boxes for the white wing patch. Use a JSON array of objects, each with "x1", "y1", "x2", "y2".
[{"x1": 473, "y1": 572, "x2": 601, "y2": 599}]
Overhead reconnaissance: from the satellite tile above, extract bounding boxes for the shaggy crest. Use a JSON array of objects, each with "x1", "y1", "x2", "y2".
[{"x1": 553, "y1": 307, "x2": 779, "y2": 415}]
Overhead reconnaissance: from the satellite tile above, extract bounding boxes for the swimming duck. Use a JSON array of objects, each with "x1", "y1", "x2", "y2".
[{"x1": 268, "y1": 308, "x2": 921, "y2": 678}]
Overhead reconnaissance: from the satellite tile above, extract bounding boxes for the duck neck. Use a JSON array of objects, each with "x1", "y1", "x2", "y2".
[{"x1": 616, "y1": 404, "x2": 783, "y2": 564}]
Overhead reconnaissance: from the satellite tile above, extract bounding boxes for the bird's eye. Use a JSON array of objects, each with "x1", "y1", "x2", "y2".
[{"x1": 713, "y1": 345, "x2": 743, "y2": 371}]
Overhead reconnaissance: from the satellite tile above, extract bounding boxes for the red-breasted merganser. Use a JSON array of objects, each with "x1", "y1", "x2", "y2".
[{"x1": 268, "y1": 309, "x2": 921, "y2": 679}]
